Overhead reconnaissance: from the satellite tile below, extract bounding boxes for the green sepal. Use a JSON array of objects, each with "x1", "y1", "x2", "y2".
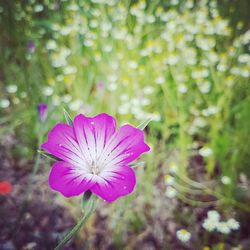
[
  {"x1": 38, "y1": 150, "x2": 60, "y2": 161},
  {"x1": 63, "y1": 108, "x2": 73, "y2": 126},
  {"x1": 82, "y1": 190, "x2": 93, "y2": 211},
  {"x1": 136, "y1": 118, "x2": 152, "y2": 130}
]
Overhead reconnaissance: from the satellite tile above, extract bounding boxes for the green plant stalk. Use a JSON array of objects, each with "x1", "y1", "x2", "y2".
[
  {"x1": 177, "y1": 192, "x2": 218, "y2": 207},
  {"x1": 170, "y1": 67, "x2": 189, "y2": 176},
  {"x1": 54, "y1": 195, "x2": 97, "y2": 250},
  {"x1": 176, "y1": 174, "x2": 250, "y2": 212},
  {"x1": 173, "y1": 182, "x2": 205, "y2": 195}
]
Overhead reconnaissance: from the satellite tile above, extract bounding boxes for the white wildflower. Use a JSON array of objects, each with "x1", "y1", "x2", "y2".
[
  {"x1": 217, "y1": 222, "x2": 231, "y2": 234},
  {"x1": 46, "y1": 40, "x2": 57, "y2": 50},
  {"x1": 89, "y1": 20, "x2": 98, "y2": 28},
  {"x1": 227, "y1": 218, "x2": 240, "y2": 230},
  {"x1": 102, "y1": 45, "x2": 112, "y2": 53},
  {"x1": 120, "y1": 94, "x2": 129, "y2": 102},
  {"x1": 64, "y1": 66, "x2": 77, "y2": 75},
  {"x1": 69, "y1": 99, "x2": 82, "y2": 111},
  {"x1": 221, "y1": 176, "x2": 231, "y2": 185},
  {"x1": 56, "y1": 75, "x2": 64, "y2": 82},
  {"x1": 207, "y1": 210, "x2": 220, "y2": 221},
  {"x1": 176, "y1": 229, "x2": 191, "y2": 242},
  {"x1": 169, "y1": 162, "x2": 178, "y2": 174},
  {"x1": 199, "y1": 147, "x2": 213, "y2": 157},
  {"x1": 61, "y1": 94, "x2": 72, "y2": 103},
  {"x1": 52, "y1": 95, "x2": 60, "y2": 106},
  {"x1": 34, "y1": 4, "x2": 44, "y2": 12},
  {"x1": 150, "y1": 113, "x2": 161, "y2": 122},
  {"x1": 165, "y1": 186, "x2": 177, "y2": 198},
  {"x1": 155, "y1": 76, "x2": 165, "y2": 85},
  {"x1": 43, "y1": 86, "x2": 53, "y2": 96},
  {"x1": 141, "y1": 98, "x2": 150, "y2": 106},
  {"x1": 0, "y1": 99, "x2": 10, "y2": 108},
  {"x1": 6, "y1": 84, "x2": 18, "y2": 93},
  {"x1": 118, "y1": 103, "x2": 130, "y2": 115},
  {"x1": 178, "y1": 84, "x2": 188, "y2": 94},
  {"x1": 143, "y1": 86, "x2": 154, "y2": 95},
  {"x1": 107, "y1": 83, "x2": 117, "y2": 91},
  {"x1": 193, "y1": 117, "x2": 207, "y2": 128},
  {"x1": 165, "y1": 174, "x2": 174, "y2": 185},
  {"x1": 202, "y1": 218, "x2": 218, "y2": 232}
]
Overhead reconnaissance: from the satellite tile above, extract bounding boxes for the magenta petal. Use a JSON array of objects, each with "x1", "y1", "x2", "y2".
[
  {"x1": 73, "y1": 113, "x2": 116, "y2": 162},
  {"x1": 100, "y1": 125, "x2": 150, "y2": 168},
  {"x1": 49, "y1": 162, "x2": 95, "y2": 197},
  {"x1": 90, "y1": 166, "x2": 136, "y2": 203},
  {"x1": 41, "y1": 123, "x2": 84, "y2": 167}
]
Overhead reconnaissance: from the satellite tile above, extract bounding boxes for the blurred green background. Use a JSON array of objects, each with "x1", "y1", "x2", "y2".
[{"x1": 0, "y1": 0, "x2": 250, "y2": 249}]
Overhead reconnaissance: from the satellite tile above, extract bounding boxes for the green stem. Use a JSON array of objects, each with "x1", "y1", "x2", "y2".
[
  {"x1": 54, "y1": 195, "x2": 97, "y2": 250},
  {"x1": 176, "y1": 175, "x2": 250, "y2": 212},
  {"x1": 177, "y1": 192, "x2": 218, "y2": 207}
]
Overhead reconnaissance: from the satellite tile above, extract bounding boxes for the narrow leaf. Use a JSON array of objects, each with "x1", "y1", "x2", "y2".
[
  {"x1": 63, "y1": 108, "x2": 73, "y2": 126},
  {"x1": 38, "y1": 150, "x2": 60, "y2": 161},
  {"x1": 136, "y1": 118, "x2": 152, "y2": 130}
]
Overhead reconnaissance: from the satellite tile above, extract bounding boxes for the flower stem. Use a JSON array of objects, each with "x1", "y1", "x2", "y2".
[{"x1": 54, "y1": 195, "x2": 97, "y2": 250}]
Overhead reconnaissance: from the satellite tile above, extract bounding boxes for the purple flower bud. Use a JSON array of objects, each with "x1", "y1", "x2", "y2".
[
  {"x1": 37, "y1": 103, "x2": 48, "y2": 122},
  {"x1": 27, "y1": 41, "x2": 36, "y2": 53}
]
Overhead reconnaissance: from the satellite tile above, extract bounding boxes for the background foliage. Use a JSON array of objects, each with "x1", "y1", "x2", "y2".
[{"x1": 0, "y1": 0, "x2": 250, "y2": 249}]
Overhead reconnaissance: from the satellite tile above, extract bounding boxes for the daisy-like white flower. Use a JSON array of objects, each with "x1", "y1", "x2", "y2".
[
  {"x1": 169, "y1": 162, "x2": 178, "y2": 174},
  {"x1": 231, "y1": 245, "x2": 243, "y2": 250},
  {"x1": 43, "y1": 86, "x2": 53, "y2": 96},
  {"x1": 155, "y1": 76, "x2": 165, "y2": 85},
  {"x1": 202, "y1": 218, "x2": 219, "y2": 232},
  {"x1": 207, "y1": 210, "x2": 220, "y2": 221},
  {"x1": 227, "y1": 218, "x2": 240, "y2": 230},
  {"x1": 221, "y1": 176, "x2": 231, "y2": 185},
  {"x1": 199, "y1": 147, "x2": 213, "y2": 157},
  {"x1": 0, "y1": 99, "x2": 10, "y2": 108},
  {"x1": 6, "y1": 84, "x2": 18, "y2": 94},
  {"x1": 216, "y1": 222, "x2": 231, "y2": 234},
  {"x1": 42, "y1": 113, "x2": 150, "y2": 202},
  {"x1": 164, "y1": 174, "x2": 174, "y2": 185},
  {"x1": 165, "y1": 186, "x2": 177, "y2": 198},
  {"x1": 176, "y1": 229, "x2": 191, "y2": 242},
  {"x1": 202, "y1": 210, "x2": 220, "y2": 232}
]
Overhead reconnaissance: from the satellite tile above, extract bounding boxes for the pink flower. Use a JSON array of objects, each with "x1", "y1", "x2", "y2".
[{"x1": 41, "y1": 113, "x2": 150, "y2": 202}]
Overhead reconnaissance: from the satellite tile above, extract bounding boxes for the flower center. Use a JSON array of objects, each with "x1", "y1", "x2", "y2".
[{"x1": 90, "y1": 161, "x2": 101, "y2": 175}]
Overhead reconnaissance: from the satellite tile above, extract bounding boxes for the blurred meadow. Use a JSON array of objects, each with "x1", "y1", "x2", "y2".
[{"x1": 0, "y1": 0, "x2": 250, "y2": 249}]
